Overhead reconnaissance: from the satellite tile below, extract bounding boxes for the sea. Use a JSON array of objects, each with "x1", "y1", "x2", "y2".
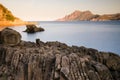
[{"x1": 10, "y1": 21, "x2": 120, "y2": 55}]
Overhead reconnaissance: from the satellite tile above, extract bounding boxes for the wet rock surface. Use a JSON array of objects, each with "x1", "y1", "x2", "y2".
[
  {"x1": 0, "y1": 28, "x2": 120, "y2": 80},
  {"x1": 24, "y1": 24, "x2": 44, "y2": 33}
]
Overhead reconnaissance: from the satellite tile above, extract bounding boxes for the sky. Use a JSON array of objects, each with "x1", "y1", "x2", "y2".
[{"x1": 0, "y1": 0, "x2": 120, "y2": 21}]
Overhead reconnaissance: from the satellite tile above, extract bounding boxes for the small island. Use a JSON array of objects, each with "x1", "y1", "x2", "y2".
[{"x1": 24, "y1": 24, "x2": 44, "y2": 33}]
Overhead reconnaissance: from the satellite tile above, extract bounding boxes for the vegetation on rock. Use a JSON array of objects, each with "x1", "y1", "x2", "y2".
[
  {"x1": 0, "y1": 4, "x2": 15, "y2": 21},
  {"x1": 0, "y1": 4, "x2": 35, "y2": 28}
]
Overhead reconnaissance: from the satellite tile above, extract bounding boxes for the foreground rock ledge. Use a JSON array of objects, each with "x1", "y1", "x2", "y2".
[{"x1": 0, "y1": 29, "x2": 120, "y2": 80}]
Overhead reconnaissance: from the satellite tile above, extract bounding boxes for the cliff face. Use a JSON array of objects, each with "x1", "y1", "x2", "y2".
[
  {"x1": 0, "y1": 4, "x2": 35, "y2": 28},
  {"x1": 0, "y1": 3, "x2": 25, "y2": 28},
  {"x1": 57, "y1": 10, "x2": 120, "y2": 21},
  {"x1": 0, "y1": 28, "x2": 120, "y2": 80},
  {"x1": 0, "y1": 4, "x2": 19, "y2": 21}
]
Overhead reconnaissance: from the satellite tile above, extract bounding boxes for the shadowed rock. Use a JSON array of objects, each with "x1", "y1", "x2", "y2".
[
  {"x1": 24, "y1": 24, "x2": 44, "y2": 33},
  {"x1": 0, "y1": 28, "x2": 120, "y2": 80}
]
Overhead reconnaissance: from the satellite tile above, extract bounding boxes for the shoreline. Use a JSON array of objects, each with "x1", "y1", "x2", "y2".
[{"x1": 0, "y1": 21, "x2": 37, "y2": 30}]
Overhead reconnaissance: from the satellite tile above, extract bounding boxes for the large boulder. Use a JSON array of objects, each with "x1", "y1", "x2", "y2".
[
  {"x1": 24, "y1": 24, "x2": 44, "y2": 33},
  {"x1": 0, "y1": 28, "x2": 21, "y2": 46}
]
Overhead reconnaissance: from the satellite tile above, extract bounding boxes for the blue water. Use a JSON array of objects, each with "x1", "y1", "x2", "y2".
[{"x1": 10, "y1": 21, "x2": 120, "y2": 54}]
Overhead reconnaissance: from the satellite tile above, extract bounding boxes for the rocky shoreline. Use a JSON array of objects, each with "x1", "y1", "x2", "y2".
[{"x1": 0, "y1": 28, "x2": 120, "y2": 80}]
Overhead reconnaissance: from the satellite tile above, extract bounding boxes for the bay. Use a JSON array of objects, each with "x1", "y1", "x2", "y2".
[{"x1": 10, "y1": 21, "x2": 120, "y2": 54}]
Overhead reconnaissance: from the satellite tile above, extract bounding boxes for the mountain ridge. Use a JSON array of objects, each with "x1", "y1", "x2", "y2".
[{"x1": 57, "y1": 10, "x2": 120, "y2": 21}]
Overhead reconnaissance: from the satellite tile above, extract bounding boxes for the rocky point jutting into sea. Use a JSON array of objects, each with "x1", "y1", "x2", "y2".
[
  {"x1": 0, "y1": 28, "x2": 120, "y2": 80},
  {"x1": 0, "y1": 3, "x2": 36, "y2": 30}
]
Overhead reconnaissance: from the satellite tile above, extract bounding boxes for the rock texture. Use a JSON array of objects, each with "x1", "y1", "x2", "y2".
[
  {"x1": 24, "y1": 25, "x2": 44, "y2": 33},
  {"x1": 57, "y1": 10, "x2": 120, "y2": 21},
  {"x1": 0, "y1": 28, "x2": 120, "y2": 80},
  {"x1": 0, "y1": 28, "x2": 21, "y2": 46}
]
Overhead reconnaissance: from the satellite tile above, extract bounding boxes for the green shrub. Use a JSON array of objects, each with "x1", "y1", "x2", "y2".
[{"x1": 6, "y1": 14, "x2": 15, "y2": 21}]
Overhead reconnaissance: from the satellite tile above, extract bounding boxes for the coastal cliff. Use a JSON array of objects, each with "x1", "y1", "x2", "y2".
[
  {"x1": 0, "y1": 4, "x2": 17, "y2": 21},
  {"x1": 57, "y1": 10, "x2": 120, "y2": 21},
  {"x1": 0, "y1": 4, "x2": 35, "y2": 28},
  {"x1": 0, "y1": 28, "x2": 120, "y2": 80}
]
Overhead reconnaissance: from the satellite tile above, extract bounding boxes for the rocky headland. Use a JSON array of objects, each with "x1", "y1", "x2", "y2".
[
  {"x1": 0, "y1": 4, "x2": 36, "y2": 30},
  {"x1": 57, "y1": 10, "x2": 120, "y2": 21},
  {"x1": 0, "y1": 28, "x2": 120, "y2": 80}
]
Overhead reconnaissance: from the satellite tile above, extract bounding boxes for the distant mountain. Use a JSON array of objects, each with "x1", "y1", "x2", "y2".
[
  {"x1": 92, "y1": 13, "x2": 120, "y2": 21},
  {"x1": 57, "y1": 10, "x2": 120, "y2": 21}
]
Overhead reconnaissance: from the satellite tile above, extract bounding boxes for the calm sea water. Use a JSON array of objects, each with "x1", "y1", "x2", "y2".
[{"x1": 10, "y1": 21, "x2": 120, "y2": 54}]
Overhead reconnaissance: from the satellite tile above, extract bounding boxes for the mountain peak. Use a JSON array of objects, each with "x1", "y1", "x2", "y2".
[
  {"x1": 73, "y1": 10, "x2": 81, "y2": 14},
  {"x1": 58, "y1": 10, "x2": 94, "y2": 21},
  {"x1": 71, "y1": 10, "x2": 92, "y2": 15},
  {"x1": 57, "y1": 10, "x2": 120, "y2": 21},
  {"x1": 84, "y1": 10, "x2": 92, "y2": 14}
]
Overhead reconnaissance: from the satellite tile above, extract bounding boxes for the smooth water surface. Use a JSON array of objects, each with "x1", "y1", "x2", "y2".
[{"x1": 10, "y1": 21, "x2": 120, "y2": 54}]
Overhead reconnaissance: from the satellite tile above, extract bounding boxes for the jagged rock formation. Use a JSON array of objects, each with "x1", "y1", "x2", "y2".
[
  {"x1": 0, "y1": 28, "x2": 120, "y2": 80},
  {"x1": 24, "y1": 25, "x2": 44, "y2": 33},
  {"x1": 57, "y1": 10, "x2": 120, "y2": 21},
  {"x1": 0, "y1": 28, "x2": 21, "y2": 46}
]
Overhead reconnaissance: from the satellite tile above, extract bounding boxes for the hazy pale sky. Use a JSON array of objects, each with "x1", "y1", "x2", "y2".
[{"x1": 0, "y1": 0, "x2": 120, "y2": 21}]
